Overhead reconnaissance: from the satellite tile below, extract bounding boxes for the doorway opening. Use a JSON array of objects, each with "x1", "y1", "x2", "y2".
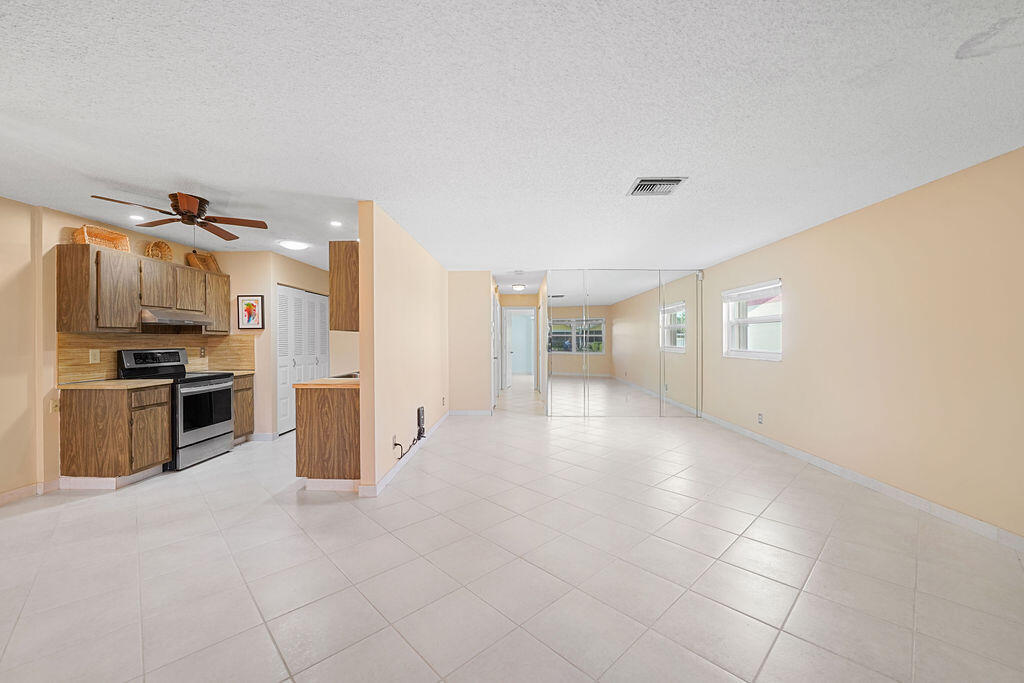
[{"x1": 497, "y1": 306, "x2": 544, "y2": 414}]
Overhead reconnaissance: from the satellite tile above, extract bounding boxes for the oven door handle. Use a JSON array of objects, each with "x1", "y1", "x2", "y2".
[{"x1": 178, "y1": 381, "x2": 234, "y2": 395}]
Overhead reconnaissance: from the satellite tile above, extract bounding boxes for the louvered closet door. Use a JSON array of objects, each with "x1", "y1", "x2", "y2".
[
  {"x1": 317, "y1": 295, "x2": 330, "y2": 378},
  {"x1": 277, "y1": 285, "x2": 296, "y2": 434},
  {"x1": 277, "y1": 285, "x2": 331, "y2": 435}
]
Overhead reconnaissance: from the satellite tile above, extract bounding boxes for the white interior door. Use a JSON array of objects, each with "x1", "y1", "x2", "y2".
[{"x1": 277, "y1": 285, "x2": 330, "y2": 435}]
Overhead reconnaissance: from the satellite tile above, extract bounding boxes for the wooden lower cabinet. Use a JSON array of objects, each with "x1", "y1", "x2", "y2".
[
  {"x1": 295, "y1": 384, "x2": 360, "y2": 479},
  {"x1": 233, "y1": 375, "x2": 254, "y2": 438},
  {"x1": 60, "y1": 386, "x2": 172, "y2": 477}
]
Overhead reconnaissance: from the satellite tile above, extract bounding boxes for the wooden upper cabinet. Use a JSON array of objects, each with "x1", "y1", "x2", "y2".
[
  {"x1": 175, "y1": 266, "x2": 206, "y2": 312},
  {"x1": 57, "y1": 244, "x2": 232, "y2": 335},
  {"x1": 329, "y1": 240, "x2": 359, "y2": 331},
  {"x1": 96, "y1": 250, "x2": 140, "y2": 329},
  {"x1": 205, "y1": 273, "x2": 230, "y2": 333},
  {"x1": 140, "y1": 259, "x2": 176, "y2": 308}
]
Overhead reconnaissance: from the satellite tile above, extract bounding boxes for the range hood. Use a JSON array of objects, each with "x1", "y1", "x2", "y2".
[{"x1": 140, "y1": 308, "x2": 213, "y2": 326}]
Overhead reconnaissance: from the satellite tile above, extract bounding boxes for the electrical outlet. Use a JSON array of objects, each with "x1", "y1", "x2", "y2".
[
  {"x1": 49, "y1": 399, "x2": 59, "y2": 414},
  {"x1": 88, "y1": 349, "x2": 100, "y2": 364},
  {"x1": 441, "y1": 396, "x2": 445, "y2": 406},
  {"x1": 757, "y1": 413, "x2": 764, "y2": 425}
]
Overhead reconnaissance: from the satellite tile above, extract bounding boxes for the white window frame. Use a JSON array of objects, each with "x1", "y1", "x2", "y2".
[
  {"x1": 660, "y1": 301, "x2": 686, "y2": 354},
  {"x1": 549, "y1": 318, "x2": 606, "y2": 355},
  {"x1": 722, "y1": 279, "x2": 782, "y2": 361}
]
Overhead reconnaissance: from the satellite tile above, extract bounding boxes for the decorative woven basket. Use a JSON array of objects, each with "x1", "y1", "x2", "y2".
[
  {"x1": 145, "y1": 240, "x2": 173, "y2": 261},
  {"x1": 72, "y1": 225, "x2": 130, "y2": 252}
]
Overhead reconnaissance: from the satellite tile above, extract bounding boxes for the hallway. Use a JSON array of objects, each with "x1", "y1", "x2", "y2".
[{"x1": 496, "y1": 374, "x2": 545, "y2": 416}]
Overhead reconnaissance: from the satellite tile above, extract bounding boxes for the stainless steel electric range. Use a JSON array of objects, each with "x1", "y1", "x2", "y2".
[{"x1": 117, "y1": 348, "x2": 234, "y2": 470}]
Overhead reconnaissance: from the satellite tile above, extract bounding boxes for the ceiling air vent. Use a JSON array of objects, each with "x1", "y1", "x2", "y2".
[{"x1": 629, "y1": 177, "x2": 687, "y2": 196}]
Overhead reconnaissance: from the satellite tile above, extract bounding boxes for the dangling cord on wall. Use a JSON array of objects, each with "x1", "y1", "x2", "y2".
[{"x1": 392, "y1": 433, "x2": 423, "y2": 460}]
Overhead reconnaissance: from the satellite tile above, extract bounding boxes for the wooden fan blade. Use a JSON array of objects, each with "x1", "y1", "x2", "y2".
[
  {"x1": 198, "y1": 221, "x2": 239, "y2": 241},
  {"x1": 91, "y1": 195, "x2": 175, "y2": 215},
  {"x1": 204, "y1": 216, "x2": 269, "y2": 229},
  {"x1": 136, "y1": 218, "x2": 181, "y2": 227}
]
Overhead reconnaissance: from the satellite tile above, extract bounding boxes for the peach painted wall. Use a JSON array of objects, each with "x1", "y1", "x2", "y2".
[
  {"x1": 448, "y1": 271, "x2": 494, "y2": 412},
  {"x1": 499, "y1": 293, "x2": 540, "y2": 307},
  {"x1": 0, "y1": 197, "x2": 38, "y2": 497},
  {"x1": 360, "y1": 201, "x2": 450, "y2": 486},
  {"x1": 702, "y1": 147, "x2": 1024, "y2": 536}
]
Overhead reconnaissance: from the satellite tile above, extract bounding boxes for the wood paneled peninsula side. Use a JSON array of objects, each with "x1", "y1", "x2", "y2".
[{"x1": 294, "y1": 378, "x2": 360, "y2": 482}]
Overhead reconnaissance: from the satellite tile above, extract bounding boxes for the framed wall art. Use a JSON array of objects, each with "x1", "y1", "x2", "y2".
[{"x1": 237, "y1": 295, "x2": 265, "y2": 329}]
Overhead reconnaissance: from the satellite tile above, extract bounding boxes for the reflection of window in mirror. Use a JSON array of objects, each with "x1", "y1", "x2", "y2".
[
  {"x1": 722, "y1": 280, "x2": 782, "y2": 360},
  {"x1": 548, "y1": 318, "x2": 605, "y2": 353},
  {"x1": 660, "y1": 302, "x2": 686, "y2": 353}
]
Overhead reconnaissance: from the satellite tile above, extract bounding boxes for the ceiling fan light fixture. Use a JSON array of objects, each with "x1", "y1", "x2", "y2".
[
  {"x1": 279, "y1": 240, "x2": 310, "y2": 251},
  {"x1": 512, "y1": 284, "x2": 526, "y2": 292}
]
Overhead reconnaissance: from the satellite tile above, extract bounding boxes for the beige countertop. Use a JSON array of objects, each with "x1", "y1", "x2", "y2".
[
  {"x1": 58, "y1": 379, "x2": 173, "y2": 390},
  {"x1": 293, "y1": 378, "x2": 360, "y2": 388},
  {"x1": 223, "y1": 370, "x2": 255, "y2": 377}
]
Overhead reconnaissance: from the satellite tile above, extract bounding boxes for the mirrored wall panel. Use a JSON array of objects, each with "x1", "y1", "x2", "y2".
[{"x1": 545, "y1": 269, "x2": 699, "y2": 417}]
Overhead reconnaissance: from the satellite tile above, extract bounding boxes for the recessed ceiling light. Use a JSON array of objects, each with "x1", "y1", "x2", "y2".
[
  {"x1": 512, "y1": 284, "x2": 526, "y2": 292},
  {"x1": 329, "y1": 220, "x2": 342, "y2": 227},
  {"x1": 129, "y1": 215, "x2": 144, "y2": 221},
  {"x1": 278, "y1": 240, "x2": 309, "y2": 251}
]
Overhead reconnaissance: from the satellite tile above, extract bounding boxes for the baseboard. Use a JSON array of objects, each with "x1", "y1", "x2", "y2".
[
  {"x1": 306, "y1": 478, "x2": 359, "y2": 492},
  {"x1": 361, "y1": 411, "x2": 450, "y2": 497},
  {"x1": 450, "y1": 409, "x2": 493, "y2": 416},
  {"x1": 700, "y1": 410, "x2": 1024, "y2": 554},
  {"x1": 36, "y1": 479, "x2": 59, "y2": 495},
  {"x1": 249, "y1": 433, "x2": 276, "y2": 442},
  {"x1": 0, "y1": 482, "x2": 38, "y2": 507},
  {"x1": 59, "y1": 464, "x2": 163, "y2": 491}
]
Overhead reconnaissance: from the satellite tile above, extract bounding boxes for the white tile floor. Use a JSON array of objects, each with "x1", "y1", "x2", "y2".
[
  {"x1": 0, "y1": 381, "x2": 1023, "y2": 681},
  {"x1": 548, "y1": 375, "x2": 692, "y2": 417}
]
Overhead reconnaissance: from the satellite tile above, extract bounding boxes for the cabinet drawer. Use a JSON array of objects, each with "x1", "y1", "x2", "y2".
[
  {"x1": 233, "y1": 375, "x2": 254, "y2": 391},
  {"x1": 130, "y1": 386, "x2": 170, "y2": 408}
]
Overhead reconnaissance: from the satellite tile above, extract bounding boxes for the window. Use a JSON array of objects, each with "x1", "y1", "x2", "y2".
[
  {"x1": 660, "y1": 301, "x2": 686, "y2": 352},
  {"x1": 549, "y1": 318, "x2": 605, "y2": 353},
  {"x1": 722, "y1": 279, "x2": 781, "y2": 360}
]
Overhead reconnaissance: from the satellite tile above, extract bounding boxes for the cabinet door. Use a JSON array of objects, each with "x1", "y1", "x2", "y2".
[
  {"x1": 205, "y1": 273, "x2": 230, "y2": 332},
  {"x1": 140, "y1": 260, "x2": 176, "y2": 308},
  {"x1": 96, "y1": 250, "x2": 140, "y2": 329},
  {"x1": 130, "y1": 404, "x2": 171, "y2": 472},
  {"x1": 233, "y1": 388, "x2": 254, "y2": 437},
  {"x1": 175, "y1": 267, "x2": 206, "y2": 311}
]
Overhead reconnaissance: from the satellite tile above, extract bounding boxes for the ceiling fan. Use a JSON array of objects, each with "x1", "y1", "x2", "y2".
[{"x1": 91, "y1": 192, "x2": 268, "y2": 241}]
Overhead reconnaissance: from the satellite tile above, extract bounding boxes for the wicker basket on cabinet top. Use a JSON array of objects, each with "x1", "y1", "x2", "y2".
[{"x1": 72, "y1": 225, "x2": 130, "y2": 252}]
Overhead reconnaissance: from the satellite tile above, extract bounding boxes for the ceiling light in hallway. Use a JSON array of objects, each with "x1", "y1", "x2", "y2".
[{"x1": 512, "y1": 284, "x2": 526, "y2": 292}]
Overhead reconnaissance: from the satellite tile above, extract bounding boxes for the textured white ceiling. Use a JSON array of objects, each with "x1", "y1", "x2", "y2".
[{"x1": 1, "y1": 2, "x2": 1022, "y2": 272}]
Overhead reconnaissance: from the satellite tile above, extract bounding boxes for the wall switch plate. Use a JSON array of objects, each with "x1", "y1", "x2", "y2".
[
  {"x1": 49, "y1": 399, "x2": 59, "y2": 414},
  {"x1": 200, "y1": 346, "x2": 207, "y2": 358},
  {"x1": 757, "y1": 413, "x2": 764, "y2": 424},
  {"x1": 88, "y1": 349, "x2": 100, "y2": 364}
]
